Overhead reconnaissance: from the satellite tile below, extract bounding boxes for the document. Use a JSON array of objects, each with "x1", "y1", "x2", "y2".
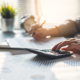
[
  {"x1": 0, "y1": 37, "x2": 80, "y2": 80},
  {"x1": 7, "y1": 37, "x2": 66, "y2": 49},
  {"x1": 0, "y1": 52, "x2": 80, "y2": 80}
]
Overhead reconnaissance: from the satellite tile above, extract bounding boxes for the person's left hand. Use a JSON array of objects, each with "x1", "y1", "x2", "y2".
[{"x1": 52, "y1": 38, "x2": 80, "y2": 53}]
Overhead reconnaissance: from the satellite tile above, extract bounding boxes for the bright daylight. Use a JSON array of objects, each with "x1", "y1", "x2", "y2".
[{"x1": 0, "y1": 0, "x2": 80, "y2": 80}]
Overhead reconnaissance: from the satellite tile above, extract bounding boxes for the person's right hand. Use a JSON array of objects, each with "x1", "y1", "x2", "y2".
[
  {"x1": 52, "y1": 38, "x2": 80, "y2": 53},
  {"x1": 30, "y1": 23, "x2": 48, "y2": 40}
]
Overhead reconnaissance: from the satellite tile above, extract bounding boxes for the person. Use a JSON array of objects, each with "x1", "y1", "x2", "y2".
[
  {"x1": 30, "y1": 18, "x2": 80, "y2": 40},
  {"x1": 29, "y1": 18, "x2": 80, "y2": 53}
]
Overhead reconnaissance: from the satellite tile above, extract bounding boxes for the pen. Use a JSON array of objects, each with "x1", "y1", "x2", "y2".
[{"x1": 30, "y1": 20, "x2": 46, "y2": 37}]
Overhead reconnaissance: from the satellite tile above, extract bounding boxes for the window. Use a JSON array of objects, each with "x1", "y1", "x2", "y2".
[
  {"x1": 40, "y1": 0, "x2": 79, "y2": 24},
  {"x1": 0, "y1": 0, "x2": 35, "y2": 29},
  {"x1": 0, "y1": 0, "x2": 80, "y2": 29}
]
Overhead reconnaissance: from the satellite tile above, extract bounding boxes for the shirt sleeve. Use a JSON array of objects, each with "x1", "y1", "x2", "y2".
[
  {"x1": 75, "y1": 17, "x2": 80, "y2": 33},
  {"x1": 57, "y1": 20, "x2": 79, "y2": 37}
]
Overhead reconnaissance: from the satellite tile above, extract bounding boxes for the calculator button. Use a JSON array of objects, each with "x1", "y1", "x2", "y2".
[
  {"x1": 46, "y1": 52, "x2": 59, "y2": 56},
  {"x1": 59, "y1": 50, "x2": 71, "y2": 54},
  {"x1": 41, "y1": 49, "x2": 52, "y2": 52}
]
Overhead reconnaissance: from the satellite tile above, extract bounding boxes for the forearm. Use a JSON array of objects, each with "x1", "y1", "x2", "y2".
[
  {"x1": 47, "y1": 26, "x2": 59, "y2": 37},
  {"x1": 57, "y1": 20, "x2": 78, "y2": 37},
  {"x1": 46, "y1": 20, "x2": 78, "y2": 37}
]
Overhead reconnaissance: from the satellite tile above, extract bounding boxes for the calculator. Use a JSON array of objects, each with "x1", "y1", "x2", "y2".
[
  {"x1": 26, "y1": 48, "x2": 73, "y2": 59},
  {"x1": 38, "y1": 49, "x2": 73, "y2": 59},
  {"x1": 0, "y1": 47, "x2": 73, "y2": 59}
]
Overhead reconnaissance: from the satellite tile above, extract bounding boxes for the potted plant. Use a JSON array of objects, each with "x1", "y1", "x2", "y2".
[{"x1": 0, "y1": 3, "x2": 17, "y2": 32}]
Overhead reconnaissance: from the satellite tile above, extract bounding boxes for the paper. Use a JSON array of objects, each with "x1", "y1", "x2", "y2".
[
  {"x1": 1, "y1": 37, "x2": 80, "y2": 80},
  {"x1": 7, "y1": 37, "x2": 66, "y2": 49},
  {"x1": 0, "y1": 52, "x2": 80, "y2": 80}
]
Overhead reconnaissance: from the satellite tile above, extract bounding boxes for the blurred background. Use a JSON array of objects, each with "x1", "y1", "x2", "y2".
[{"x1": 0, "y1": 0, "x2": 80, "y2": 29}]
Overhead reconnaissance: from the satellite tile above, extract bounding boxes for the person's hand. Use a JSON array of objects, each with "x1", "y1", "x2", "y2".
[
  {"x1": 52, "y1": 38, "x2": 80, "y2": 53},
  {"x1": 30, "y1": 23, "x2": 48, "y2": 40},
  {"x1": 30, "y1": 23, "x2": 59, "y2": 40}
]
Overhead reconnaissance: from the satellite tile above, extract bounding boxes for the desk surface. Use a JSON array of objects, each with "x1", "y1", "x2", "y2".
[
  {"x1": 0, "y1": 50, "x2": 80, "y2": 80},
  {"x1": 0, "y1": 30, "x2": 80, "y2": 80},
  {"x1": 0, "y1": 30, "x2": 30, "y2": 43}
]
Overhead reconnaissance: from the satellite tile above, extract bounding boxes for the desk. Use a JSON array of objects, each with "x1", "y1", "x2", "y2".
[
  {"x1": 0, "y1": 30, "x2": 80, "y2": 80},
  {"x1": 0, "y1": 30, "x2": 30, "y2": 44}
]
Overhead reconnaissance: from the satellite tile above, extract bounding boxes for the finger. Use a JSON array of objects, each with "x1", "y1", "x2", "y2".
[
  {"x1": 61, "y1": 47, "x2": 67, "y2": 50},
  {"x1": 34, "y1": 35, "x2": 44, "y2": 40},
  {"x1": 37, "y1": 35, "x2": 46, "y2": 40},
  {"x1": 69, "y1": 39, "x2": 80, "y2": 43},
  {"x1": 65, "y1": 43, "x2": 76, "y2": 52},
  {"x1": 55, "y1": 40, "x2": 79, "y2": 51},
  {"x1": 33, "y1": 35, "x2": 41, "y2": 40},
  {"x1": 61, "y1": 46, "x2": 75, "y2": 51},
  {"x1": 69, "y1": 38, "x2": 76, "y2": 41},
  {"x1": 52, "y1": 39, "x2": 77, "y2": 51},
  {"x1": 61, "y1": 47, "x2": 75, "y2": 52},
  {"x1": 61, "y1": 47, "x2": 80, "y2": 53},
  {"x1": 35, "y1": 29, "x2": 41, "y2": 35},
  {"x1": 51, "y1": 41, "x2": 63, "y2": 51},
  {"x1": 33, "y1": 32, "x2": 46, "y2": 40},
  {"x1": 35, "y1": 34, "x2": 44, "y2": 40},
  {"x1": 72, "y1": 48, "x2": 80, "y2": 53},
  {"x1": 65, "y1": 42, "x2": 80, "y2": 52},
  {"x1": 30, "y1": 23, "x2": 39, "y2": 34},
  {"x1": 55, "y1": 40, "x2": 71, "y2": 51},
  {"x1": 33, "y1": 35, "x2": 40, "y2": 40},
  {"x1": 33, "y1": 30, "x2": 42, "y2": 40},
  {"x1": 30, "y1": 24, "x2": 38, "y2": 34}
]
